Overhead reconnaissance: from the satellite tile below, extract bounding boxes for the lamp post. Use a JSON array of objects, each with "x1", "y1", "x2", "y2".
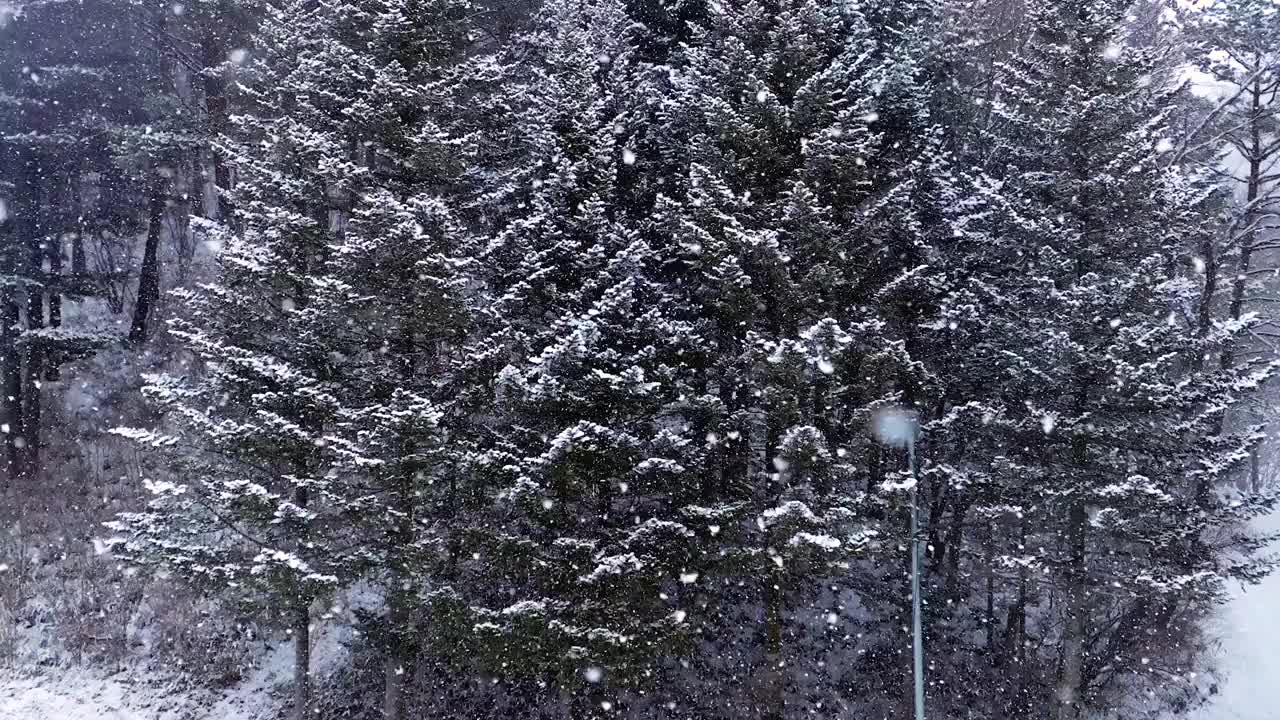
[{"x1": 873, "y1": 407, "x2": 925, "y2": 720}]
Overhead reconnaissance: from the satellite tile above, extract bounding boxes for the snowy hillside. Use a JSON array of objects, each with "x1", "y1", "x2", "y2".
[
  {"x1": 1188, "y1": 511, "x2": 1280, "y2": 720},
  {"x1": 0, "y1": 673, "x2": 194, "y2": 720}
]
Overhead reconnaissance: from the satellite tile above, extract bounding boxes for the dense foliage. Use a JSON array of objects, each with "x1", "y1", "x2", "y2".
[{"x1": 0, "y1": 1, "x2": 1277, "y2": 719}]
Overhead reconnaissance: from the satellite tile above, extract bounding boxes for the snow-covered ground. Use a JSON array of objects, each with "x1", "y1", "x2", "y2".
[
  {"x1": 1, "y1": 539, "x2": 1277, "y2": 719},
  {"x1": 0, "y1": 574, "x2": 381, "y2": 720},
  {"x1": 0, "y1": 672, "x2": 195, "y2": 720},
  {"x1": 0, "y1": 665, "x2": 279, "y2": 720},
  {"x1": 0, "y1": 585, "x2": 371, "y2": 720},
  {"x1": 1188, "y1": 510, "x2": 1280, "y2": 720}
]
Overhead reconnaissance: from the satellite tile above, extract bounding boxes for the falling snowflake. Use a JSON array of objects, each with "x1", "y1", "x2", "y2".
[{"x1": 1041, "y1": 414, "x2": 1057, "y2": 434}]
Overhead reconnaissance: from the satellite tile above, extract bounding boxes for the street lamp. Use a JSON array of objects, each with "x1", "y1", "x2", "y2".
[{"x1": 873, "y1": 406, "x2": 925, "y2": 720}]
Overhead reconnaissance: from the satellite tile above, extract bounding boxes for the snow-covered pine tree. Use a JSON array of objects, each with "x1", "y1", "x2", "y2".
[
  {"x1": 113, "y1": 2, "x2": 207, "y2": 345},
  {"x1": 1184, "y1": 0, "x2": 1280, "y2": 488},
  {"x1": 455, "y1": 2, "x2": 710, "y2": 715},
  {"x1": 935, "y1": 3, "x2": 1279, "y2": 717},
  {"x1": 459, "y1": 0, "x2": 959, "y2": 717},
  {"x1": 107, "y1": 1, "x2": 473, "y2": 716},
  {"x1": 649, "y1": 2, "x2": 963, "y2": 717},
  {"x1": 0, "y1": 0, "x2": 163, "y2": 478},
  {"x1": 292, "y1": 2, "x2": 478, "y2": 717},
  {"x1": 173, "y1": 0, "x2": 261, "y2": 222}
]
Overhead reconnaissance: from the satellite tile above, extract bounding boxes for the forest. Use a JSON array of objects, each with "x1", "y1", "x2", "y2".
[{"x1": 0, "y1": 0, "x2": 1278, "y2": 719}]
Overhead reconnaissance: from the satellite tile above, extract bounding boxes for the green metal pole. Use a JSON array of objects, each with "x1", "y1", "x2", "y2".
[{"x1": 909, "y1": 439, "x2": 925, "y2": 720}]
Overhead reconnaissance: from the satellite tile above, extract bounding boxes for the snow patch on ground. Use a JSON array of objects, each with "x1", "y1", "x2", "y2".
[
  {"x1": 0, "y1": 583, "x2": 374, "y2": 720},
  {"x1": 0, "y1": 671, "x2": 196, "y2": 720},
  {"x1": 1186, "y1": 510, "x2": 1280, "y2": 720}
]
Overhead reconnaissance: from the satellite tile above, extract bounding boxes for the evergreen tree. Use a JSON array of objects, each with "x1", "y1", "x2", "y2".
[
  {"x1": 86, "y1": 1, "x2": 1280, "y2": 718},
  {"x1": 112, "y1": 0, "x2": 480, "y2": 715},
  {"x1": 1185, "y1": 0, "x2": 1280, "y2": 488},
  {"x1": 936, "y1": 3, "x2": 1278, "y2": 716},
  {"x1": 650, "y1": 2, "x2": 961, "y2": 717},
  {"x1": 457, "y1": 4, "x2": 707, "y2": 716},
  {"x1": 460, "y1": 2, "x2": 958, "y2": 718},
  {"x1": 0, "y1": 0, "x2": 167, "y2": 478},
  {"x1": 295, "y1": 3, "x2": 477, "y2": 717}
]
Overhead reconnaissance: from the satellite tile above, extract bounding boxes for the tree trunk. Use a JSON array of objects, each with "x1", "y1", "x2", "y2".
[
  {"x1": 0, "y1": 279, "x2": 21, "y2": 483},
  {"x1": 383, "y1": 471, "x2": 415, "y2": 720},
  {"x1": 1198, "y1": 79, "x2": 1267, "y2": 505},
  {"x1": 1055, "y1": 501, "x2": 1088, "y2": 720},
  {"x1": 201, "y1": 35, "x2": 233, "y2": 221},
  {"x1": 1220, "y1": 77, "x2": 1266, "y2": 374},
  {"x1": 19, "y1": 194, "x2": 44, "y2": 478},
  {"x1": 760, "y1": 403, "x2": 785, "y2": 720},
  {"x1": 44, "y1": 186, "x2": 65, "y2": 382},
  {"x1": 383, "y1": 591, "x2": 410, "y2": 720},
  {"x1": 1250, "y1": 445, "x2": 1261, "y2": 493},
  {"x1": 1003, "y1": 516, "x2": 1028, "y2": 670},
  {"x1": 761, "y1": 567, "x2": 785, "y2": 720},
  {"x1": 943, "y1": 498, "x2": 969, "y2": 599},
  {"x1": 70, "y1": 171, "x2": 86, "y2": 279},
  {"x1": 1193, "y1": 233, "x2": 1216, "y2": 373},
  {"x1": 984, "y1": 520, "x2": 995, "y2": 655},
  {"x1": 292, "y1": 602, "x2": 311, "y2": 720},
  {"x1": 129, "y1": 180, "x2": 166, "y2": 344}
]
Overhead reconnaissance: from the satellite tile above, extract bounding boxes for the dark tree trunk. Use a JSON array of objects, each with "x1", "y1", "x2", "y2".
[
  {"x1": 291, "y1": 466, "x2": 313, "y2": 720},
  {"x1": 759, "y1": 401, "x2": 785, "y2": 720},
  {"x1": 292, "y1": 602, "x2": 311, "y2": 720},
  {"x1": 1055, "y1": 501, "x2": 1089, "y2": 720},
  {"x1": 18, "y1": 164, "x2": 45, "y2": 478},
  {"x1": 0, "y1": 279, "x2": 21, "y2": 482},
  {"x1": 129, "y1": 180, "x2": 166, "y2": 344},
  {"x1": 383, "y1": 588, "x2": 411, "y2": 720},
  {"x1": 71, "y1": 229, "x2": 86, "y2": 277},
  {"x1": 943, "y1": 498, "x2": 969, "y2": 598},
  {"x1": 44, "y1": 180, "x2": 66, "y2": 382},
  {"x1": 984, "y1": 520, "x2": 996, "y2": 655},
  {"x1": 1193, "y1": 232, "x2": 1216, "y2": 374},
  {"x1": 1, "y1": 159, "x2": 37, "y2": 481},
  {"x1": 201, "y1": 35, "x2": 233, "y2": 220},
  {"x1": 1219, "y1": 78, "x2": 1266, "y2": 375},
  {"x1": 1251, "y1": 446, "x2": 1261, "y2": 493}
]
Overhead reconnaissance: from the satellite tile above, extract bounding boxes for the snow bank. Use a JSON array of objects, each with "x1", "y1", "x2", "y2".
[
  {"x1": 0, "y1": 582, "x2": 371, "y2": 720},
  {"x1": 0, "y1": 671, "x2": 196, "y2": 720},
  {"x1": 1186, "y1": 510, "x2": 1280, "y2": 720}
]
